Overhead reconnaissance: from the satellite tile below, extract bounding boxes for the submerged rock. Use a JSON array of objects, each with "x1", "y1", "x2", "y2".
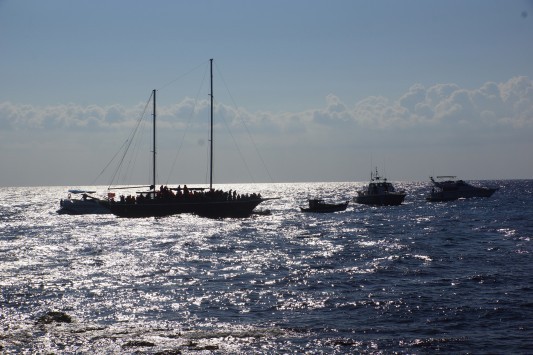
[
  {"x1": 36, "y1": 311, "x2": 72, "y2": 324},
  {"x1": 123, "y1": 340, "x2": 155, "y2": 347},
  {"x1": 185, "y1": 341, "x2": 219, "y2": 351}
]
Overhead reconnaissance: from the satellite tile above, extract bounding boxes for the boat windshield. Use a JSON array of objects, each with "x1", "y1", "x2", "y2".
[{"x1": 368, "y1": 182, "x2": 395, "y2": 193}]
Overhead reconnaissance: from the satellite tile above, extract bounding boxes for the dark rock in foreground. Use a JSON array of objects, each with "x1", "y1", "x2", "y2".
[
  {"x1": 123, "y1": 340, "x2": 156, "y2": 347},
  {"x1": 36, "y1": 311, "x2": 72, "y2": 324}
]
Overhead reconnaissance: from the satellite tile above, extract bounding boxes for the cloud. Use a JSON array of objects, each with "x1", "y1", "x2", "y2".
[
  {"x1": 1, "y1": 76, "x2": 532, "y2": 133},
  {"x1": 267, "y1": 76, "x2": 533, "y2": 131},
  {"x1": 0, "y1": 101, "x2": 147, "y2": 131},
  {"x1": 394, "y1": 77, "x2": 533, "y2": 128}
]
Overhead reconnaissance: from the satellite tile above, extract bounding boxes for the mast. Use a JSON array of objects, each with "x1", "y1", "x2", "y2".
[
  {"x1": 209, "y1": 58, "x2": 214, "y2": 190},
  {"x1": 152, "y1": 89, "x2": 156, "y2": 193}
]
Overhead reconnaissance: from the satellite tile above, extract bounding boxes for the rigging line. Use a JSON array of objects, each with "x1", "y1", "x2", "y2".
[
  {"x1": 157, "y1": 60, "x2": 209, "y2": 92},
  {"x1": 116, "y1": 106, "x2": 149, "y2": 186},
  {"x1": 90, "y1": 138, "x2": 129, "y2": 186},
  {"x1": 205, "y1": 119, "x2": 210, "y2": 185},
  {"x1": 135, "y1": 115, "x2": 151, "y2": 185},
  {"x1": 124, "y1": 113, "x2": 150, "y2": 185},
  {"x1": 213, "y1": 62, "x2": 275, "y2": 183},
  {"x1": 112, "y1": 110, "x2": 148, "y2": 187},
  {"x1": 215, "y1": 98, "x2": 255, "y2": 183},
  {"x1": 235, "y1": 108, "x2": 274, "y2": 182},
  {"x1": 164, "y1": 62, "x2": 210, "y2": 185},
  {"x1": 108, "y1": 92, "x2": 153, "y2": 189}
]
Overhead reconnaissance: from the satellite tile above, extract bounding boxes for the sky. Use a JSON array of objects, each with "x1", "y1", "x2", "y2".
[{"x1": 1, "y1": 0, "x2": 533, "y2": 187}]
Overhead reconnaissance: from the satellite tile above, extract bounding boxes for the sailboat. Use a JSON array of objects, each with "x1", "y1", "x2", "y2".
[
  {"x1": 57, "y1": 189, "x2": 111, "y2": 215},
  {"x1": 107, "y1": 59, "x2": 272, "y2": 218}
]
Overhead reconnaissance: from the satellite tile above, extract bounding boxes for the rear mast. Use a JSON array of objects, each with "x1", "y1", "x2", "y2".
[
  {"x1": 209, "y1": 58, "x2": 214, "y2": 191},
  {"x1": 152, "y1": 89, "x2": 156, "y2": 194}
]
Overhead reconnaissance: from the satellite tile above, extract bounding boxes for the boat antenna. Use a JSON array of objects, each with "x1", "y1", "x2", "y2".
[
  {"x1": 209, "y1": 58, "x2": 214, "y2": 190},
  {"x1": 370, "y1": 154, "x2": 373, "y2": 181},
  {"x1": 152, "y1": 89, "x2": 156, "y2": 193}
]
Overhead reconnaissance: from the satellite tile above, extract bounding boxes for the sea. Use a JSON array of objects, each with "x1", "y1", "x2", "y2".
[{"x1": 1, "y1": 180, "x2": 532, "y2": 354}]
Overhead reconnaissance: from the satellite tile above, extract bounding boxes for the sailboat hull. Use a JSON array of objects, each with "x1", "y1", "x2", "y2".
[{"x1": 108, "y1": 198, "x2": 265, "y2": 218}]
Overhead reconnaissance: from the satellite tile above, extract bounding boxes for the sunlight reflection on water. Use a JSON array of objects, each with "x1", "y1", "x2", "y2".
[{"x1": 0, "y1": 181, "x2": 532, "y2": 352}]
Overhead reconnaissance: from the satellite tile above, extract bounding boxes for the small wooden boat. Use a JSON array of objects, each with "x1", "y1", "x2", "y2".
[{"x1": 300, "y1": 199, "x2": 349, "y2": 213}]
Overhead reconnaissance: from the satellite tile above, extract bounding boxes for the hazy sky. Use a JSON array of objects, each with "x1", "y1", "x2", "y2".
[{"x1": 1, "y1": 0, "x2": 533, "y2": 187}]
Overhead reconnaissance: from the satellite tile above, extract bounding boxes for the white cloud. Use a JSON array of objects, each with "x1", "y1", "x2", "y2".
[
  {"x1": 260, "y1": 76, "x2": 533, "y2": 131},
  {"x1": 0, "y1": 101, "x2": 145, "y2": 131},
  {"x1": 394, "y1": 77, "x2": 533, "y2": 128},
  {"x1": 1, "y1": 76, "x2": 532, "y2": 133},
  {"x1": 352, "y1": 96, "x2": 408, "y2": 128}
]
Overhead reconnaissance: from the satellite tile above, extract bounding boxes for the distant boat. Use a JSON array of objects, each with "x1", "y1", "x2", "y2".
[
  {"x1": 354, "y1": 168, "x2": 406, "y2": 206},
  {"x1": 300, "y1": 199, "x2": 349, "y2": 213},
  {"x1": 57, "y1": 190, "x2": 111, "y2": 215},
  {"x1": 426, "y1": 176, "x2": 498, "y2": 202},
  {"x1": 107, "y1": 59, "x2": 273, "y2": 218}
]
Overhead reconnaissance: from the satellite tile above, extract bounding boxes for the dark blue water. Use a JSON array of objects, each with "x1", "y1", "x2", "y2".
[{"x1": 1, "y1": 181, "x2": 532, "y2": 353}]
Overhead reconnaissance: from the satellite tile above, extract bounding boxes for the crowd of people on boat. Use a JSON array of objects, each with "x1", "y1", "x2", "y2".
[{"x1": 113, "y1": 185, "x2": 262, "y2": 204}]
